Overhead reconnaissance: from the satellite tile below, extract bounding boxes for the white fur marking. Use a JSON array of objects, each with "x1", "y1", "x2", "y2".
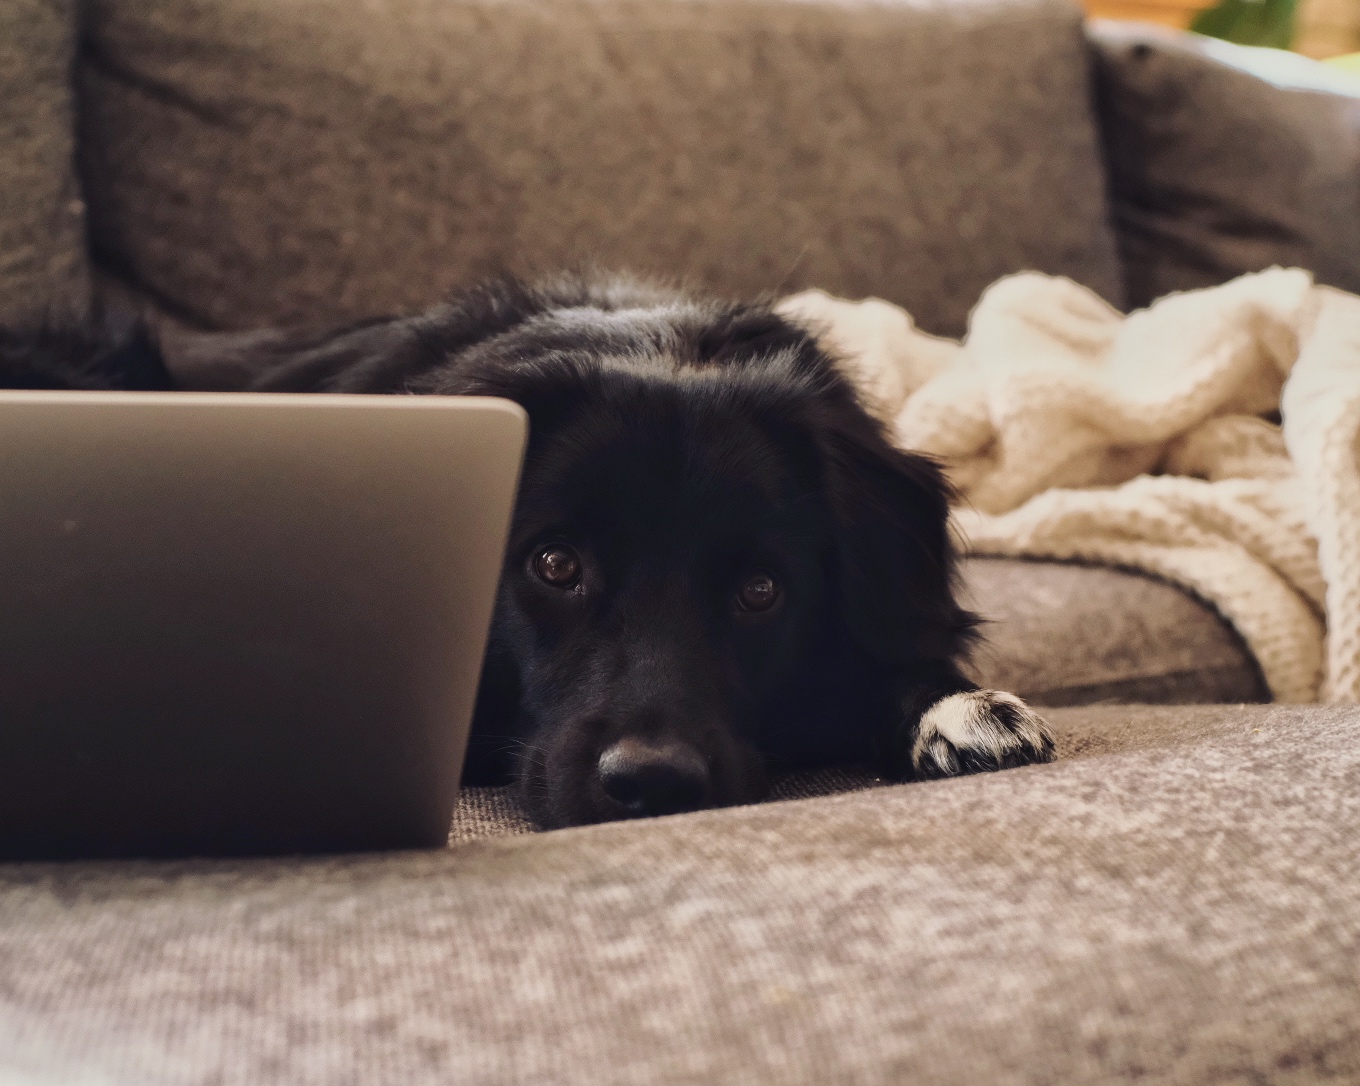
[{"x1": 912, "y1": 690, "x2": 1052, "y2": 776}]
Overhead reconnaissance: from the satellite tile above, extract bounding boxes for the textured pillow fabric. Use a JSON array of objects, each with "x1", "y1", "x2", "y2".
[
  {"x1": 0, "y1": 0, "x2": 92, "y2": 323},
  {"x1": 78, "y1": 0, "x2": 1122, "y2": 334},
  {"x1": 1090, "y1": 21, "x2": 1360, "y2": 310}
]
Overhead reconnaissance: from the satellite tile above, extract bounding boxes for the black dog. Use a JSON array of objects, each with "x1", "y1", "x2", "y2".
[{"x1": 1, "y1": 276, "x2": 1054, "y2": 827}]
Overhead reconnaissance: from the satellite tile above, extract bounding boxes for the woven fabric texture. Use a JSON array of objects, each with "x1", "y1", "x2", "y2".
[
  {"x1": 451, "y1": 765, "x2": 887, "y2": 843},
  {"x1": 0, "y1": 0, "x2": 91, "y2": 323},
  {"x1": 2, "y1": 705, "x2": 1358, "y2": 1084},
  {"x1": 780, "y1": 268, "x2": 1360, "y2": 703},
  {"x1": 77, "y1": 0, "x2": 1121, "y2": 335}
]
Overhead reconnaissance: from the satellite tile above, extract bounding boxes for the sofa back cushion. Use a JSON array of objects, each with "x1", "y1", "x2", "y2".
[
  {"x1": 1091, "y1": 22, "x2": 1360, "y2": 309},
  {"x1": 79, "y1": 0, "x2": 1122, "y2": 335},
  {"x1": 0, "y1": 0, "x2": 92, "y2": 324}
]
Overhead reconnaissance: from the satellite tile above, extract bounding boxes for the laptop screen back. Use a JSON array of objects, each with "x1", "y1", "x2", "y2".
[{"x1": 0, "y1": 392, "x2": 525, "y2": 860}]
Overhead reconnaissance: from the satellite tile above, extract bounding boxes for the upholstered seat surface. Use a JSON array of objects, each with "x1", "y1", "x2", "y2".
[{"x1": 3, "y1": 705, "x2": 1356, "y2": 1085}]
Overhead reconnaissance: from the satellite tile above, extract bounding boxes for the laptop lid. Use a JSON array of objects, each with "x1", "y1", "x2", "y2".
[{"x1": 0, "y1": 392, "x2": 526, "y2": 860}]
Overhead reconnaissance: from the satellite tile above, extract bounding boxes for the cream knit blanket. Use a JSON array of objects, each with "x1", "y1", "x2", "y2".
[{"x1": 778, "y1": 269, "x2": 1360, "y2": 704}]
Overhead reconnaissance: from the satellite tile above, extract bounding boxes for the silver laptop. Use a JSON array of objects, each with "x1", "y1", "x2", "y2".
[{"x1": 0, "y1": 391, "x2": 526, "y2": 860}]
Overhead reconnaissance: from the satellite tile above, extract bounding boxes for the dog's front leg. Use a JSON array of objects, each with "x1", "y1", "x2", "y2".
[{"x1": 885, "y1": 678, "x2": 1057, "y2": 781}]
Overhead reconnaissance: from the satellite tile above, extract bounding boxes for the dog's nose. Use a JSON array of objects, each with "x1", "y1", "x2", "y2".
[{"x1": 597, "y1": 737, "x2": 710, "y2": 817}]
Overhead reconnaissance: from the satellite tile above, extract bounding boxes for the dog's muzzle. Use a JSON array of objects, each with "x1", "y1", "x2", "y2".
[{"x1": 596, "y1": 736, "x2": 711, "y2": 818}]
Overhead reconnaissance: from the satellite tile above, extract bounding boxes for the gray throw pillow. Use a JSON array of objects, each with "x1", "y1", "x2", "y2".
[
  {"x1": 1090, "y1": 21, "x2": 1360, "y2": 309},
  {"x1": 79, "y1": 0, "x2": 1122, "y2": 334},
  {"x1": 0, "y1": 0, "x2": 92, "y2": 324}
]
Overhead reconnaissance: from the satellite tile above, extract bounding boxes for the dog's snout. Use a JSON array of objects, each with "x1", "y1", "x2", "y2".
[{"x1": 597, "y1": 737, "x2": 710, "y2": 817}]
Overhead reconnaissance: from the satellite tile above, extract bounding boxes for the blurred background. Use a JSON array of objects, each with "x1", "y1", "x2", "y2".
[{"x1": 1087, "y1": 0, "x2": 1359, "y2": 57}]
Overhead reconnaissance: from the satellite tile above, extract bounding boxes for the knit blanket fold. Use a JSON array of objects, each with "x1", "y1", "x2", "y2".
[{"x1": 778, "y1": 269, "x2": 1360, "y2": 704}]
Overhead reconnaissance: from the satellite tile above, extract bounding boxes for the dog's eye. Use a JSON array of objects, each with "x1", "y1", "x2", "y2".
[
  {"x1": 533, "y1": 545, "x2": 582, "y2": 589},
  {"x1": 735, "y1": 572, "x2": 780, "y2": 613}
]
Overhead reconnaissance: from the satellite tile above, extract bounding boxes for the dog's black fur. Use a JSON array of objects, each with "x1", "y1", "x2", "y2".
[
  {"x1": 0, "y1": 313, "x2": 172, "y2": 392},
  {"x1": 0, "y1": 276, "x2": 1054, "y2": 827}
]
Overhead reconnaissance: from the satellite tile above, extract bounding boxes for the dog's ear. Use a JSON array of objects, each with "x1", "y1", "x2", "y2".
[
  {"x1": 0, "y1": 312, "x2": 171, "y2": 391},
  {"x1": 818, "y1": 408, "x2": 978, "y2": 669}
]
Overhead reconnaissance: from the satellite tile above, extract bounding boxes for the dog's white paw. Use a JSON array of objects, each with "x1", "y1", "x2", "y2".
[{"x1": 911, "y1": 690, "x2": 1056, "y2": 779}]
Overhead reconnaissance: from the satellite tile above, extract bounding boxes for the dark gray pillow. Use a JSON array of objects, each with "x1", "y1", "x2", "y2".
[
  {"x1": 1089, "y1": 21, "x2": 1360, "y2": 309},
  {"x1": 79, "y1": 0, "x2": 1122, "y2": 335},
  {"x1": 0, "y1": 0, "x2": 91, "y2": 324}
]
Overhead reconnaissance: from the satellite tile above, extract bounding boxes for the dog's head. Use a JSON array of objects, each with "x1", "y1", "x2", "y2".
[{"x1": 430, "y1": 298, "x2": 973, "y2": 827}]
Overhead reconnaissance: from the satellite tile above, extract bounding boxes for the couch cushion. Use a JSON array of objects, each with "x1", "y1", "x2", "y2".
[
  {"x1": 78, "y1": 0, "x2": 1122, "y2": 335},
  {"x1": 0, "y1": 0, "x2": 92, "y2": 323},
  {"x1": 1090, "y1": 21, "x2": 1360, "y2": 310},
  {"x1": 2, "y1": 704, "x2": 1357, "y2": 1085},
  {"x1": 962, "y1": 556, "x2": 1269, "y2": 706}
]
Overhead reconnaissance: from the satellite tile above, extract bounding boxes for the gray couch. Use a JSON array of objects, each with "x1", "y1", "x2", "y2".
[{"x1": 3, "y1": 0, "x2": 1359, "y2": 1081}]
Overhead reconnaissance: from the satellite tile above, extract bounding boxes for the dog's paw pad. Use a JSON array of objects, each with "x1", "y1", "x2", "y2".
[{"x1": 912, "y1": 691, "x2": 1055, "y2": 780}]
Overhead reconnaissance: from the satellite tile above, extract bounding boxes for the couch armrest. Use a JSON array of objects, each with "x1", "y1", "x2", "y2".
[{"x1": 1088, "y1": 20, "x2": 1360, "y2": 309}]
